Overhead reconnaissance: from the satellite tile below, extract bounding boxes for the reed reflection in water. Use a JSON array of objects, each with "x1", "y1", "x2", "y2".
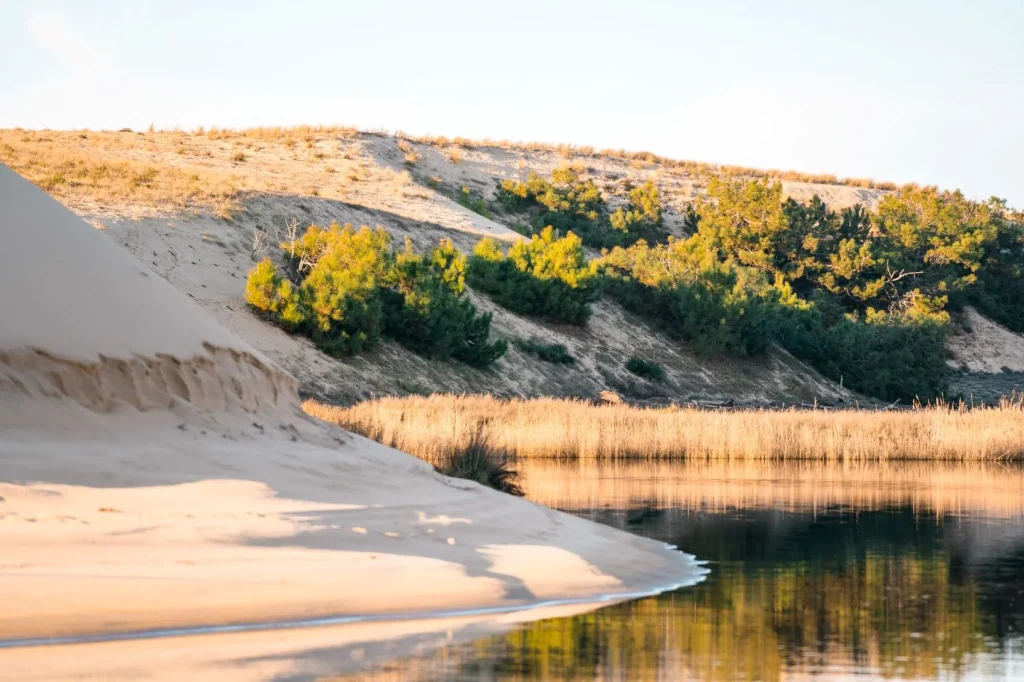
[{"x1": 349, "y1": 459, "x2": 1024, "y2": 682}]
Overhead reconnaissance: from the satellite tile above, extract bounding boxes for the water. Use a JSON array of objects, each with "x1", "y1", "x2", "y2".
[{"x1": 352, "y1": 460, "x2": 1024, "y2": 681}]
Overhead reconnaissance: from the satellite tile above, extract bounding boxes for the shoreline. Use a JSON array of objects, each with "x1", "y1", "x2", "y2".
[
  {"x1": 0, "y1": 547, "x2": 704, "y2": 650},
  {"x1": 0, "y1": 409, "x2": 706, "y2": 643}
]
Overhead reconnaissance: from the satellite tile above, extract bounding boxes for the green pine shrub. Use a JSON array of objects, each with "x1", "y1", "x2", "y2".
[
  {"x1": 609, "y1": 181, "x2": 667, "y2": 243},
  {"x1": 467, "y1": 227, "x2": 602, "y2": 325},
  {"x1": 496, "y1": 167, "x2": 662, "y2": 248},
  {"x1": 514, "y1": 338, "x2": 575, "y2": 364},
  {"x1": 456, "y1": 186, "x2": 493, "y2": 219},
  {"x1": 596, "y1": 177, "x2": 1018, "y2": 401},
  {"x1": 245, "y1": 223, "x2": 506, "y2": 366},
  {"x1": 600, "y1": 235, "x2": 775, "y2": 356},
  {"x1": 625, "y1": 356, "x2": 665, "y2": 382}
]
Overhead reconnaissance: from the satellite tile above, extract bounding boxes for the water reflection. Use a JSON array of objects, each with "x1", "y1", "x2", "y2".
[{"x1": 350, "y1": 460, "x2": 1024, "y2": 681}]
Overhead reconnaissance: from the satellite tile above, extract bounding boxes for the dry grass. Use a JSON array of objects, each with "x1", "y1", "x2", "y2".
[
  {"x1": 0, "y1": 127, "x2": 425, "y2": 217},
  {"x1": 0, "y1": 130, "x2": 251, "y2": 216},
  {"x1": 396, "y1": 131, "x2": 902, "y2": 190},
  {"x1": 305, "y1": 394, "x2": 1024, "y2": 461},
  {"x1": 1, "y1": 125, "x2": 903, "y2": 222}
]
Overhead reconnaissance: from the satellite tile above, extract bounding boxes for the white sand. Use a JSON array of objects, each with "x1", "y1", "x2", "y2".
[{"x1": 0, "y1": 164, "x2": 703, "y2": 679}]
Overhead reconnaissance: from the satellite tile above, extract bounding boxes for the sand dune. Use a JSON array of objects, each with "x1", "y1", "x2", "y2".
[{"x1": 0, "y1": 164, "x2": 703, "y2": 679}]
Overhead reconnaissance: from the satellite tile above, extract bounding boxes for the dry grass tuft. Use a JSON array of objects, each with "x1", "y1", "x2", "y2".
[
  {"x1": 305, "y1": 394, "x2": 1024, "y2": 461},
  {"x1": 397, "y1": 139, "x2": 420, "y2": 165},
  {"x1": 436, "y1": 428, "x2": 523, "y2": 496}
]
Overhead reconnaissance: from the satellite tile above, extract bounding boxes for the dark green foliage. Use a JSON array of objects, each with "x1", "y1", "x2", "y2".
[
  {"x1": 436, "y1": 429, "x2": 523, "y2": 496},
  {"x1": 967, "y1": 208, "x2": 1024, "y2": 332},
  {"x1": 625, "y1": 356, "x2": 665, "y2": 382},
  {"x1": 596, "y1": 177, "x2": 1015, "y2": 400},
  {"x1": 600, "y1": 236, "x2": 776, "y2": 355},
  {"x1": 468, "y1": 227, "x2": 602, "y2": 325},
  {"x1": 496, "y1": 167, "x2": 663, "y2": 248},
  {"x1": 456, "y1": 186, "x2": 493, "y2": 219},
  {"x1": 246, "y1": 223, "x2": 506, "y2": 367},
  {"x1": 514, "y1": 338, "x2": 575, "y2": 364},
  {"x1": 380, "y1": 239, "x2": 506, "y2": 365},
  {"x1": 784, "y1": 312, "x2": 950, "y2": 402},
  {"x1": 274, "y1": 223, "x2": 391, "y2": 355},
  {"x1": 610, "y1": 181, "x2": 668, "y2": 243},
  {"x1": 682, "y1": 178, "x2": 1022, "y2": 400}
]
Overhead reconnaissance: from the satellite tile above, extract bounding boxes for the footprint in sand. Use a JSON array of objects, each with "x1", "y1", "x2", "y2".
[
  {"x1": 382, "y1": 531, "x2": 401, "y2": 539},
  {"x1": 351, "y1": 527, "x2": 368, "y2": 534}
]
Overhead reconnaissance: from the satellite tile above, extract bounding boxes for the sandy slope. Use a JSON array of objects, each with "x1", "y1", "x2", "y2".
[
  {"x1": 947, "y1": 306, "x2": 1024, "y2": 373},
  {"x1": 0, "y1": 127, "x2": 874, "y2": 405},
  {"x1": 0, "y1": 165, "x2": 703, "y2": 679}
]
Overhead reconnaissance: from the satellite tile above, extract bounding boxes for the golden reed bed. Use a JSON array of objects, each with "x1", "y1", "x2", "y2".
[{"x1": 304, "y1": 394, "x2": 1024, "y2": 462}]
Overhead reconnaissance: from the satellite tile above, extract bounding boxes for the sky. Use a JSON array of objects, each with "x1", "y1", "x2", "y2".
[{"x1": 2, "y1": 0, "x2": 1022, "y2": 205}]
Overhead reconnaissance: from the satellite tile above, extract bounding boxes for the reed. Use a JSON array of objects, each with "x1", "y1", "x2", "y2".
[{"x1": 304, "y1": 394, "x2": 1024, "y2": 462}]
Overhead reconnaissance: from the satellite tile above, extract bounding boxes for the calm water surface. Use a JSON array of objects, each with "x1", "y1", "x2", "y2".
[{"x1": 354, "y1": 460, "x2": 1024, "y2": 681}]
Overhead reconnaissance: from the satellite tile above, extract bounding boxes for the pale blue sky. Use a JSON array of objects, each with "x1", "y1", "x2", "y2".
[{"x1": 2, "y1": 1, "x2": 1021, "y2": 204}]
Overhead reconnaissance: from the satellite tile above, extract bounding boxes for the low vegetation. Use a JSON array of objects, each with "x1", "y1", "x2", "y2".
[
  {"x1": 304, "y1": 394, "x2": 1024, "y2": 461},
  {"x1": 497, "y1": 168, "x2": 665, "y2": 247},
  {"x1": 600, "y1": 178, "x2": 1023, "y2": 401},
  {"x1": 514, "y1": 338, "x2": 575, "y2": 364},
  {"x1": 0, "y1": 131, "x2": 248, "y2": 215},
  {"x1": 609, "y1": 181, "x2": 665, "y2": 243},
  {"x1": 455, "y1": 186, "x2": 492, "y2": 219},
  {"x1": 497, "y1": 167, "x2": 606, "y2": 243},
  {"x1": 246, "y1": 222, "x2": 507, "y2": 367},
  {"x1": 625, "y1": 356, "x2": 665, "y2": 381},
  {"x1": 400, "y1": 131, "x2": 905, "y2": 190},
  {"x1": 434, "y1": 428, "x2": 523, "y2": 496},
  {"x1": 468, "y1": 227, "x2": 601, "y2": 325}
]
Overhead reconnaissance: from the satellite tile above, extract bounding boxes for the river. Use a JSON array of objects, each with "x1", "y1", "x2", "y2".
[{"x1": 349, "y1": 459, "x2": 1024, "y2": 681}]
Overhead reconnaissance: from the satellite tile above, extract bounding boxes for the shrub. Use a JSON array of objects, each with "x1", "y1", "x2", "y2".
[
  {"x1": 436, "y1": 428, "x2": 523, "y2": 496},
  {"x1": 598, "y1": 178, "x2": 988, "y2": 401},
  {"x1": 456, "y1": 186, "x2": 493, "y2": 219},
  {"x1": 496, "y1": 168, "x2": 617, "y2": 247},
  {"x1": 609, "y1": 181, "x2": 666, "y2": 242},
  {"x1": 468, "y1": 227, "x2": 602, "y2": 325},
  {"x1": 496, "y1": 168, "x2": 666, "y2": 248},
  {"x1": 245, "y1": 223, "x2": 506, "y2": 366},
  {"x1": 514, "y1": 338, "x2": 575, "y2": 364},
  {"x1": 784, "y1": 310, "x2": 949, "y2": 402},
  {"x1": 381, "y1": 238, "x2": 507, "y2": 367},
  {"x1": 625, "y1": 356, "x2": 665, "y2": 381},
  {"x1": 245, "y1": 258, "x2": 306, "y2": 329},
  {"x1": 600, "y1": 236, "x2": 776, "y2": 356}
]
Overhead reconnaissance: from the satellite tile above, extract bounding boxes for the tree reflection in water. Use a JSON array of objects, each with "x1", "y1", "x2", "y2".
[{"x1": 353, "y1": 461, "x2": 1024, "y2": 681}]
